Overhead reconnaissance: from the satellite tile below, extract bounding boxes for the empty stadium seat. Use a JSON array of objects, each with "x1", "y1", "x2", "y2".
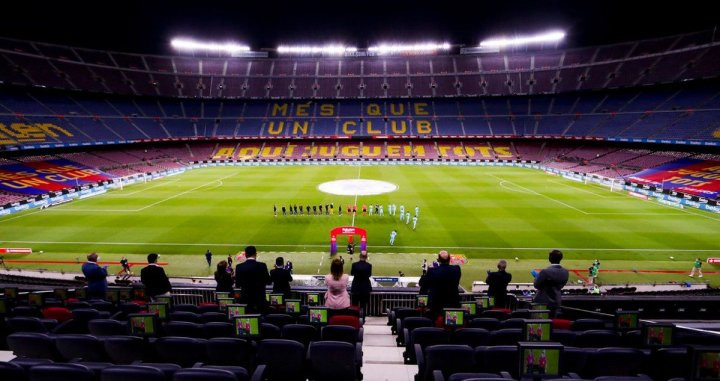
[
  {"x1": 321, "y1": 325, "x2": 362, "y2": 343},
  {"x1": 203, "y1": 322, "x2": 235, "y2": 338},
  {"x1": 7, "y1": 332, "x2": 60, "y2": 362},
  {"x1": 256, "y1": 339, "x2": 307, "y2": 381},
  {"x1": 435, "y1": 371, "x2": 512, "y2": 381},
  {"x1": 390, "y1": 308, "x2": 419, "y2": 334},
  {"x1": 468, "y1": 318, "x2": 500, "y2": 331},
  {"x1": 163, "y1": 321, "x2": 204, "y2": 338},
  {"x1": 153, "y1": 337, "x2": 208, "y2": 367},
  {"x1": 55, "y1": 334, "x2": 108, "y2": 362},
  {"x1": 89, "y1": 319, "x2": 129, "y2": 336},
  {"x1": 398, "y1": 317, "x2": 434, "y2": 346},
  {"x1": 205, "y1": 338, "x2": 255, "y2": 369},
  {"x1": 497, "y1": 318, "x2": 525, "y2": 330},
  {"x1": 487, "y1": 329, "x2": 522, "y2": 346},
  {"x1": 0, "y1": 361, "x2": 28, "y2": 381},
  {"x1": 169, "y1": 311, "x2": 201, "y2": 323},
  {"x1": 406, "y1": 327, "x2": 449, "y2": 364},
  {"x1": 578, "y1": 348, "x2": 647, "y2": 379},
  {"x1": 260, "y1": 323, "x2": 281, "y2": 339},
  {"x1": 450, "y1": 328, "x2": 490, "y2": 348},
  {"x1": 101, "y1": 365, "x2": 166, "y2": 381},
  {"x1": 281, "y1": 324, "x2": 318, "y2": 347},
  {"x1": 571, "y1": 319, "x2": 607, "y2": 331},
  {"x1": 416, "y1": 344, "x2": 475, "y2": 381},
  {"x1": 7, "y1": 317, "x2": 50, "y2": 333},
  {"x1": 29, "y1": 363, "x2": 95, "y2": 381},
  {"x1": 173, "y1": 304, "x2": 201, "y2": 314},
  {"x1": 264, "y1": 314, "x2": 294, "y2": 328},
  {"x1": 478, "y1": 346, "x2": 518, "y2": 379},
  {"x1": 103, "y1": 336, "x2": 146, "y2": 364},
  {"x1": 200, "y1": 312, "x2": 227, "y2": 323},
  {"x1": 575, "y1": 330, "x2": 622, "y2": 348},
  {"x1": 173, "y1": 368, "x2": 238, "y2": 381},
  {"x1": 308, "y1": 341, "x2": 361, "y2": 381}
]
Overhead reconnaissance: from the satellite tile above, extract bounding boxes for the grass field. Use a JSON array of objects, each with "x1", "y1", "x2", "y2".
[{"x1": 1, "y1": 164, "x2": 719, "y2": 289}]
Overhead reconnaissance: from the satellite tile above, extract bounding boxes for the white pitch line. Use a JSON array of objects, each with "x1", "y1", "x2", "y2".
[
  {"x1": 488, "y1": 173, "x2": 589, "y2": 214},
  {"x1": 498, "y1": 180, "x2": 536, "y2": 195},
  {"x1": 548, "y1": 179, "x2": 611, "y2": 198},
  {"x1": 1, "y1": 239, "x2": 720, "y2": 252},
  {"x1": 350, "y1": 164, "x2": 362, "y2": 227},
  {"x1": 110, "y1": 178, "x2": 181, "y2": 197},
  {"x1": 0, "y1": 210, "x2": 43, "y2": 223}
]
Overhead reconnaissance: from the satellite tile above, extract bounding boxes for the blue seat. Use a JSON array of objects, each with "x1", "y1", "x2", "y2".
[
  {"x1": 468, "y1": 318, "x2": 500, "y2": 331},
  {"x1": 169, "y1": 311, "x2": 201, "y2": 323},
  {"x1": 265, "y1": 314, "x2": 294, "y2": 328},
  {"x1": 580, "y1": 348, "x2": 647, "y2": 379},
  {"x1": 322, "y1": 325, "x2": 362, "y2": 344},
  {"x1": 406, "y1": 327, "x2": 449, "y2": 364},
  {"x1": 257, "y1": 339, "x2": 306, "y2": 381},
  {"x1": 7, "y1": 317, "x2": 49, "y2": 333},
  {"x1": 203, "y1": 322, "x2": 235, "y2": 338},
  {"x1": 480, "y1": 310, "x2": 509, "y2": 321},
  {"x1": 571, "y1": 319, "x2": 607, "y2": 331},
  {"x1": 200, "y1": 366, "x2": 251, "y2": 381},
  {"x1": 398, "y1": 317, "x2": 434, "y2": 346},
  {"x1": 551, "y1": 330, "x2": 578, "y2": 346},
  {"x1": 10, "y1": 306, "x2": 43, "y2": 318},
  {"x1": 391, "y1": 308, "x2": 420, "y2": 334},
  {"x1": 480, "y1": 346, "x2": 518, "y2": 379},
  {"x1": 55, "y1": 334, "x2": 108, "y2": 362},
  {"x1": 497, "y1": 318, "x2": 525, "y2": 330},
  {"x1": 29, "y1": 363, "x2": 94, "y2": 381},
  {"x1": 260, "y1": 323, "x2": 281, "y2": 339},
  {"x1": 200, "y1": 312, "x2": 227, "y2": 323},
  {"x1": 131, "y1": 363, "x2": 181, "y2": 380},
  {"x1": 103, "y1": 336, "x2": 146, "y2": 364},
  {"x1": 153, "y1": 337, "x2": 208, "y2": 367},
  {"x1": 649, "y1": 347, "x2": 689, "y2": 381},
  {"x1": 163, "y1": 321, "x2": 204, "y2": 338},
  {"x1": 308, "y1": 341, "x2": 360, "y2": 381},
  {"x1": 205, "y1": 338, "x2": 255, "y2": 369},
  {"x1": 416, "y1": 345, "x2": 475, "y2": 381},
  {"x1": 575, "y1": 330, "x2": 622, "y2": 348},
  {"x1": 173, "y1": 368, "x2": 237, "y2": 381},
  {"x1": 89, "y1": 319, "x2": 128, "y2": 336},
  {"x1": 101, "y1": 365, "x2": 165, "y2": 381},
  {"x1": 281, "y1": 324, "x2": 318, "y2": 348},
  {"x1": 451, "y1": 328, "x2": 490, "y2": 348},
  {"x1": 7, "y1": 333, "x2": 60, "y2": 361},
  {"x1": 0, "y1": 361, "x2": 27, "y2": 381},
  {"x1": 488, "y1": 329, "x2": 522, "y2": 346},
  {"x1": 173, "y1": 304, "x2": 201, "y2": 314}
]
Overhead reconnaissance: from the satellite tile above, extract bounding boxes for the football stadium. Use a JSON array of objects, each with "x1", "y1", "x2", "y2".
[{"x1": 1, "y1": 1, "x2": 720, "y2": 380}]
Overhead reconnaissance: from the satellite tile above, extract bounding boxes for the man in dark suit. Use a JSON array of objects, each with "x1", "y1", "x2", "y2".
[
  {"x1": 425, "y1": 250, "x2": 461, "y2": 318},
  {"x1": 140, "y1": 253, "x2": 172, "y2": 298},
  {"x1": 350, "y1": 251, "x2": 372, "y2": 312},
  {"x1": 486, "y1": 259, "x2": 512, "y2": 308},
  {"x1": 82, "y1": 253, "x2": 108, "y2": 299},
  {"x1": 533, "y1": 250, "x2": 569, "y2": 316},
  {"x1": 270, "y1": 257, "x2": 293, "y2": 296},
  {"x1": 235, "y1": 246, "x2": 270, "y2": 313}
]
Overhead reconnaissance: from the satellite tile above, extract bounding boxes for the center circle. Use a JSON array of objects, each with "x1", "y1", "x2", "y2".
[{"x1": 318, "y1": 179, "x2": 398, "y2": 196}]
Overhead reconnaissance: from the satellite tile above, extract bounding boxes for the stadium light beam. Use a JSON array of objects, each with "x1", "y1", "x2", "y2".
[
  {"x1": 368, "y1": 42, "x2": 451, "y2": 55},
  {"x1": 276, "y1": 45, "x2": 358, "y2": 55},
  {"x1": 170, "y1": 38, "x2": 251, "y2": 54},
  {"x1": 479, "y1": 30, "x2": 565, "y2": 48}
]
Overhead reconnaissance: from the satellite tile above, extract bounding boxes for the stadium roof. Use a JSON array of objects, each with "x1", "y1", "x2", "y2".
[{"x1": 0, "y1": 0, "x2": 717, "y2": 55}]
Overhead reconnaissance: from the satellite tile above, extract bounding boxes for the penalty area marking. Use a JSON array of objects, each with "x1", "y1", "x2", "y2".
[{"x1": 2, "y1": 240, "x2": 720, "y2": 252}]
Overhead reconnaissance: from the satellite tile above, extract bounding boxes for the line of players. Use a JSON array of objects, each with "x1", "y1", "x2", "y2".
[{"x1": 273, "y1": 203, "x2": 420, "y2": 228}]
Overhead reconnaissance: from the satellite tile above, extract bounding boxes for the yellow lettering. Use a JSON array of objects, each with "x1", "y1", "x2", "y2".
[
  {"x1": 366, "y1": 104, "x2": 381, "y2": 116},
  {"x1": 237, "y1": 147, "x2": 260, "y2": 160},
  {"x1": 319, "y1": 145, "x2": 335, "y2": 157},
  {"x1": 342, "y1": 121, "x2": 357, "y2": 135},
  {"x1": 494, "y1": 146, "x2": 512, "y2": 157},
  {"x1": 267, "y1": 121, "x2": 284, "y2": 135},
  {"x1": 390, "y1": 120, "x2": 407, "y2": 134},
  {"x1": 261, "y1": 146, "x2": 283, "y2": 157},
  {"x1": 341, "y1": 145, "x2": 359, "y2": 157},
  {"x1": 453, "y1": 146, "x2": 465, "y2": 157},
  {"x1": 362, "y1": 145, "x2": 382, "y2": 157},
  {"x1": 271, "y1": 103, "x2": 288, "y2": 117},
  {"x1": 412, "y1": 145, "x2": 426, "y2": 158},
  {"x1": 387, "y1": 145, "x2": 401, "y2": 157},
  {"x1": 213, "y1": 147, "x2": 235, "y2": 159},
  {"x1": 414, "y1": 102, "x2": 429, "y2": 116},
  {"x1": 416, "y1": 120, "x2": 432, "y2": 134},
  {"x1": 367, "y1": 121, "x2": 381, "y2": 134},
  {"x1": 35, "y1": 123, "x2": 73, "y2": 138},
  {"x1": 292, "y1": 121, "x2": 308, "y2": 135},
  {"x1": 295, "y1": 102, "x2": 311, "y2": 117},
  {"x1": 389, "y1": 103, "x2": 405, "y2": 116},
  {"x1": 319, "y1": 104, "x2": 335, "y2": 116},
  {"x1": 438, "y1": 146, "x2": 451, "y2": 157},
  {"x1": 285, "y1": 144, "x2": 296, "y2": 156}
]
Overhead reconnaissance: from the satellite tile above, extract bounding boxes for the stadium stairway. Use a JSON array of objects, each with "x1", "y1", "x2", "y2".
[{"x1": 362, "y1": 316, "x2": 417, "y2": 381}]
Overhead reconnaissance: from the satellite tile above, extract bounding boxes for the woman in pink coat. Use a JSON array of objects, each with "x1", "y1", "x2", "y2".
[{"x1": 324, "y1": 258, "x2": 351, "y2": 309}]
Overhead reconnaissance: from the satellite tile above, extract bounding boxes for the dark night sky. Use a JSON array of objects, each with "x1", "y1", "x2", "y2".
[{"x1": 1, "y1": 0, "x2": 717, "y2": 54}]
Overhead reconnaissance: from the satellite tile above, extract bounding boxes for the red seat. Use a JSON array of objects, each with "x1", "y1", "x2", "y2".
[
  {"x1": 42, "y1": 307, "x2": 73, "y2": 322},
  {"x1": 328, "y1": 315, "x2": 361, "y2": 329},
  {"x1": 552, "y1": 318, "x2": 573, "y2": 330}
]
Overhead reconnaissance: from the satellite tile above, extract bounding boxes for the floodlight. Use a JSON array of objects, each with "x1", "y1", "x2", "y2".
[
  {"x1": 276, "y1": 45, "x2": 358, "y2": 55},
  {"x1": 368, "y1": 42, "x2": 451, "y2": 55},
  {"x1": 171, "y1": 38, "x2": 250, "y2": 54},
  {"x1": 479, "y1": 30, "x2": 565, "y2": 48}
]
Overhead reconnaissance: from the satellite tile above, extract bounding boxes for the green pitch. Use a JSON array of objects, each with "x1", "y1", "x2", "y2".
[{"x1": 1, "y1": 165, "x2": 719, "y2": 289}]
